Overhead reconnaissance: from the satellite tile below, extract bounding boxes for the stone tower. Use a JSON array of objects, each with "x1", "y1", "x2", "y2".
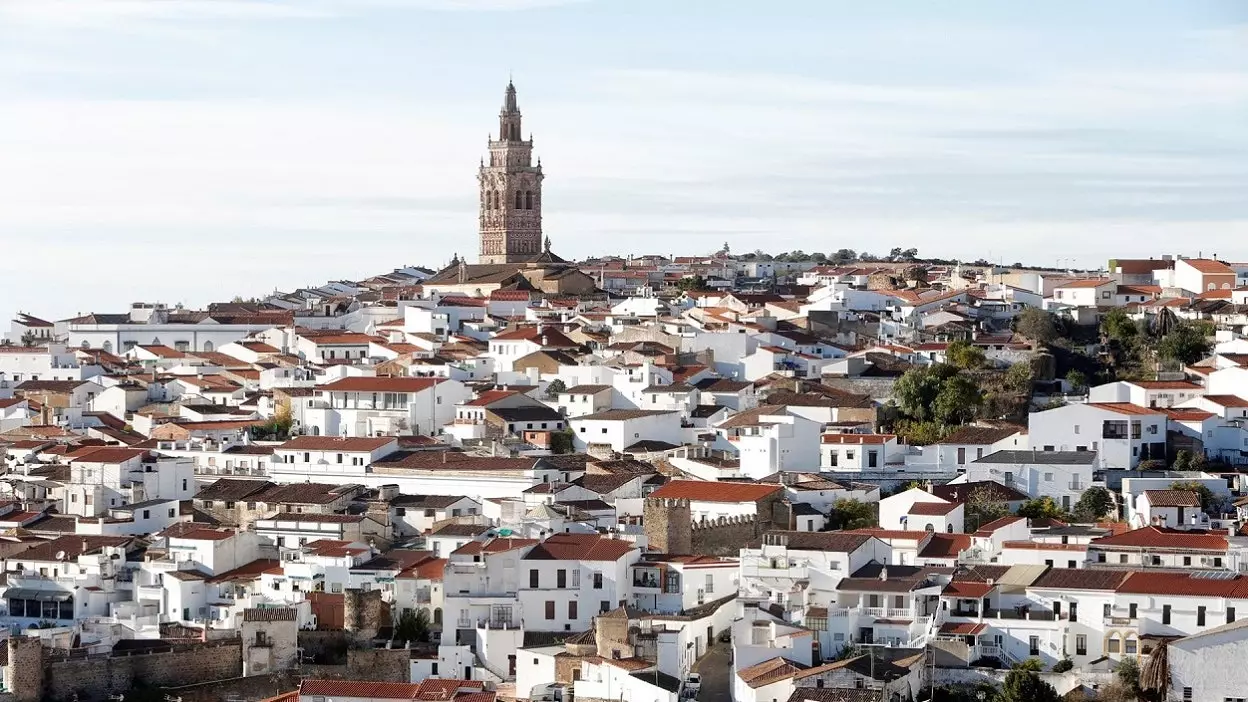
[
  {"x1": 643, "y1": 497, "x2": 692, "y2": 554},
  {"x1": 479, "y1": 81, "x2": 545, "y2": 265},
  {"x1": 7, "y1": 636, "x2": 45, "y2": 702}
]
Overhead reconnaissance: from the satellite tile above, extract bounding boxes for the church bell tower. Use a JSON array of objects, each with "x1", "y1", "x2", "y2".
[{"x1": 478, "y1": 81, "x2": 544, "y2": 264}]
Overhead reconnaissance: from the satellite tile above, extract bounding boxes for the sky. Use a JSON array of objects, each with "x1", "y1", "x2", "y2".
[{"x1": 1, "y1": 0, "x2": 1246, "y2": 321}]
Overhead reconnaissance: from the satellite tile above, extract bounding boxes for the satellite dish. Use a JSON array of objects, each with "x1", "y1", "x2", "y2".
[{"x1": 55, "y1": 550, "x2": 66, "y2": 560}]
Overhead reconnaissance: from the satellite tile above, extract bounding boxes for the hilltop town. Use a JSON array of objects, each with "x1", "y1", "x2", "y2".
[{"x1": 3, "y1": 83, "x2": 1248, "y2": 702}]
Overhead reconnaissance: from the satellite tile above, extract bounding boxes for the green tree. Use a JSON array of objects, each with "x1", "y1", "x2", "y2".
[
  {"x1": 1157, "y1": 321, "x2": 1211, "y2": 365},
  {"x1": 1064, "y1": 369, "x2": 1088, "y2": 393},
  {"x1": 827, "y1": 499, "x2": 877, "y2": 530},
  {"x1": 1114, "y1": 656, "x2": 1143, "y2": 701},
  {"x1": 893, "y1": 367, "x2": 947, "y2": 422},
  {"x1": 830, "y1": 249, "x2": 857, "y2": 264},
  {"x1": 933, "y1": 375, "x2": 983, "y2": 425},
  {"x1": 1100, "y1": 308, "x2": 1138, "y2": 342},
  {"x1": 1015, "y1": 307, "x2": 1058, "y2": 345},
  {"x1": 1005, "y1": 361, "x2": 1035, "y2": 393},
  {"x1": 892, "y1": 420, "x2": 948, "y2": 445},
  {"x1": 1017, "y1": 496, "x2": 1065, "y2": 520},
  {"x1": 395, "y1": 608, "x2": 431, "y2": 643},
  {"x1": 995, "y1": 662, "x2": 1060, "y2": 702},
  {"x1": 946, "y1": 340, "x2": 986, "y2": 370},
  {"x1": 1170, "y1": 480, "x2": 1218, "y2": 513},
  {"x1": 677, "y1": 275, "x2": 709, "y2": 292},
  {"x1": 544, "y1": 378, "x2": 567, "y2": 399},
  {"x1": 1072, "y1": 486, "x2": 1114, "y2": 521}
]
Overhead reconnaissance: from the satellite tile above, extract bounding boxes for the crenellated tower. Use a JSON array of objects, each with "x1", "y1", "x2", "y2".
[{"x1": 478, "y1": 81, "x2": 545, "y2": 264}]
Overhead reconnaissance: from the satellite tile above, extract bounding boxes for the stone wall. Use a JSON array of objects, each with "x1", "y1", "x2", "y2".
[
  {"x1": 344, "y1": 647, "x2": 411, "y2": 682},
  {"x1": 344, "y1": 588, "x2": 387, "y2": 642},
  {"x1": 691, "y1": 515, "x2": 761, "y2": 556},
  {"x1": 39, "y1": 640, "x2": 243, "y2": 702}
]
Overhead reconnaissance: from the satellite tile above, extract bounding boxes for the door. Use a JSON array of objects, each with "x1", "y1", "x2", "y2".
[{"x1": 859, "y1": 628, "x2": 873, "y2": 644}]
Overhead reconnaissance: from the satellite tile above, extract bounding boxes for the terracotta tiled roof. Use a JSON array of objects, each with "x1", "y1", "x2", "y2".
[
  {"x1": 737, "y1": 657, "x2": 808, "y2": 688},
  {"x1": 1180, "y1": 258, "x2": 1234, "y2": 274},
  {"x1": 1142, "y1": 489, "x2": 1202, "y2": 508},
  {"x1": 300, "y1": 680, "x2": 421, "y2": 699},
  {"x1": 1200, "y1": 394, "x2": 1248, "y2": 408},
  {"x1": 917, "y1": 533, "x2": 971, "y2": 559},
  {"x1": 1091, "y1": 526, "x2": 1227, "y2": 551},
  {"x1": 523, "y1": 533, "x2": 637, "y2": 562},
  {"x1": 941, "y1": 425, "x2": 1022, "y2": 445},
  {"x1": 973, "y1": 516, "x2": 1025, "y2": 536},
  {"x1": 908, "y1": 501, "x2": 958, "y2": 516},
  {"x1": 1085, "y1": 402, "x2": 1162, "y2": 415},
  {"x1": 320, "y1": 377, "x2": 444, "y2": 393},
  {"x1": 1117, "y1": 570, "x2": 1248, "y2": 597},
  {"x1": 649, "y1": 479, "x2": 782, "y2": 503},
  {"x1": 279, "y1": 435, "x2": 395, "y2": 452}
]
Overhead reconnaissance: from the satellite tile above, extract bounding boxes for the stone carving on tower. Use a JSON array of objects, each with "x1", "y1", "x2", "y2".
[{"x1": 478, "y1": 81, "x2": 545, "y2": 264}]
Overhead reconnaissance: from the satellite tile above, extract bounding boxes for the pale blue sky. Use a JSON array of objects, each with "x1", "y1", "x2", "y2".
[{"x1": 1, "y1": 0, "x2": 1246, "y2": 320}]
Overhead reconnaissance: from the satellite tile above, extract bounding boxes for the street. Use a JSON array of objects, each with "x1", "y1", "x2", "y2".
[{"x1": 693, "y1": 643, "x2": 732, "y2": 702}]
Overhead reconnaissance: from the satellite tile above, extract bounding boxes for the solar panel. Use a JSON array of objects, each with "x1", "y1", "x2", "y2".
[{"x1": 1191, "y1": 570, "x2": 1237, "y2": 580}]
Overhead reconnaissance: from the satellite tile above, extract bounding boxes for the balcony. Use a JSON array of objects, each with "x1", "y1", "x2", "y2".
[
  {"x1": 863, "y1": 607, "x2": 914, "y2": 619},
  {"x1": 476, "y1": 617, "x2": 522, "y2": 630}
]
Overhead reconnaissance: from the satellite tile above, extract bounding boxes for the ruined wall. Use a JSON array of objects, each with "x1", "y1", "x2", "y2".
[
  {"x1": 643, "y1": 497, "x2": 691, "y2": 554},
  {"x1": 344, "y1": 588, "x2": 387, "y2": 642},
  {"x1": 42, "y1": 640, "x2": 242, "y2": 702}
]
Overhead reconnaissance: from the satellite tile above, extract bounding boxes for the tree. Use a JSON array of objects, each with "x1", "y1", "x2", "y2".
[
  {"x1": 1015, "y1": 307, "x2": 1058, "y2": 345},
  {"x1": 965, "y1": 487, "x2": 1010, "y2": 532},
  {"x1": 946, "y1": 340, "x2": 986, "y2": 370},
  {"x1": 893, "y1": 420, "x2": 948, "y2": 445},
  {"x1": 1170, "y1": 480, "x2": 1219, "y2": 513},
  {"x1": 1004, "y1": 361, "x2": 1035, "y2": 393},
  {"x1": 544, "y1": 378, "x2": 567, "y2": 399},
  {"x1": 995, "y1": 662, "x2": 1060, "y2": 702},
  {"x1": 1072, "y1": 486, "x2": 1113, "y2": 521},
  {"x1": 1100, "y1": 308, "x2": 1138, "y2": 342},
  {"x1": 1157, "y1": 321, "x2": 1211, "y2": 365},
  {"x1": 677, "y1": 275, "x2": 709, "y2": 292},
  {"x1": 395, "y1": 608, "x2": 431, "y2": 644},
  {"x1": 902, "y1": 265, "x2": 929, "y2": 284},
  {"x1": 1113, "y1": 656, "x2": 1143, "y2": 701},
  {"x1": 1017, "y1": 496, "x2": 1065, "y2": 520},
  {"x1": 1064, "y1": 369, "x2": 1088, "y2": 394},
  {"x1": 827, "y1": 499, "x2": 877, "y2": 530},
  {"x1": 830, "y1": 249, "x2": 857, "y2": 264},
  {"x1": 933, "y1": 375, "x2": 983, "y2": 425},
  {"x1": 888, "y1": 247, "x2": 904, "y2": 261},
  {"x1": 19, "y1": 331, "x2": 37, "y2": 347},
  {"x1": 893, "y1": 367, "x2": 947, "y2": 422}
]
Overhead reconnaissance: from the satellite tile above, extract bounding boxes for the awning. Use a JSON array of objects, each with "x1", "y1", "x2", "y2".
[{"x1": 5, "y1": 588, "x2": 72, "y2": 602}]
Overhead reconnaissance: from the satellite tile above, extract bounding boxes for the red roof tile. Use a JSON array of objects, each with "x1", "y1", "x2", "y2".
[
  {"x1": 649, "y1": 479, "x2": 782, "y2": 503},
  {"x1": 320, "y1": 376, "x2": 444, "y2": 393},
  {"x1": 1092, "y1": 526, "x2": 1227, "y2": 551}
]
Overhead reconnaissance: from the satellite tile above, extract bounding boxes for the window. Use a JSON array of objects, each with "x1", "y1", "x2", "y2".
[
  {"x1": 545, "y1": 601, "x2": 555, "y2": 620},
  {"x1": 1229, "y1": 607, "x2": 1237, "y2": 624},
  {"x1": 1044, "y1": 473, "x2": 1053, "y2": 482},
  {"x1": 529, "y1": 570, "x2": 539, "y2": 588},
  {"x1": 1181, "y1": 689, "x2": 1191, "y2": 701},
  {"x1": 1104, "y1": 604, "x2": 1111, "y2": 618},
  {"x1": 1129, "y1": 603, "x2": 1137, "y2": 619},
  {"x1": 867, "y1": 451, "x2": 878, "y2": 468},
  {"x1": 571, "y1": 569, "x2": 580, "y2": 587},
  {"x1": 1029, "y1": 636, "x2": 1040, "y2": 656},
  {"x1": 1125, "y1": 636, "x2": 1137, "y2": 655},
  {"x1": 957, "y1": 448, "x2": 965, "y2": 464},
  {"x1": 705, "y1": 573, "x2": 714, "y2": 593},
  {"x1": 142, "y1": 510, "x2": 150, "y2": 519},
  {"x1": 1075, "y1": 634, "x2": 1087, "y2": 656},
  {"x1": 600, "y1": 601, "x2": 610, "y2": 613},
  {"x1": 557, "y1": 569, "x2": 567, "y2": 588},
  {"x1": 593, "y1": 572, "x2": 603, "y2": 589},
  {"x1": 568, "y1": 601, "x2": 577, "y2": 619},
  {"x1": 1163, "y1": 605, "x2": 1171, "y2": 625},
  {"x1": 1107, "y1": 634, "x2": 1121, "y2": 653},
  {"x1": 846, "y1": 450, "x2": 855, "y2": 461},
  {"x1": 1198, "y1": 606, "x2": 1206, "y2": 626}
]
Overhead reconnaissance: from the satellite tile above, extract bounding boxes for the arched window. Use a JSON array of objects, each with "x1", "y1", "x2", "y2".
[
  {"x1": 946, "y1": 524, "x2": 954, "y2": 533},
  {"x1": 525, "y1": 190, "x2": 533, "y2": 209},
  {"x1": 102, "y1": 341, "x2": 112, "y2": 353},
  {"x1": 433, "y1": 608, "x2": 443, "y2": 626},
  {"x1": 1209, "y1": 283, "x2": 1217, "y2": 291},
  {"x1": 1224, "y1": 282, "x2": 1232, "y2": 290},
  {"x1": 924, "y1": 523, "x2": 935, "y2": 533},
  {"x1": 1106, "y1": 633, "x2": 1121, "y2": 653},
  {"x1": 492, "y1": 190, "x2": 500, "y2": 210},
  {"x1": 515, "y1": 190, "x2": 523, "y2": 209},
  {"x1": 203, "y1": 341, "x2": 213, "y2": 352}
]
